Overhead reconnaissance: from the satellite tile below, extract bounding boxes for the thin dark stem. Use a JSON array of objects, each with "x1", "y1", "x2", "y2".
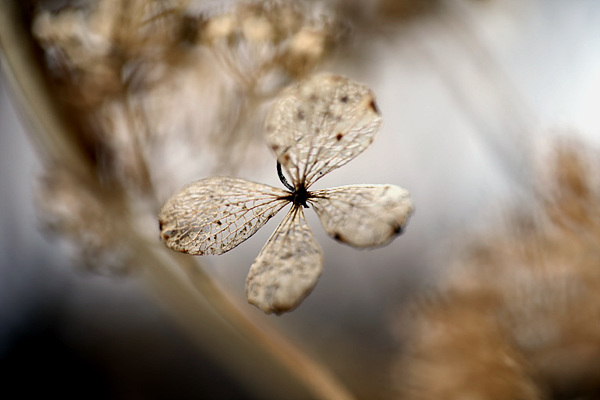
[{"x1": 277, "y1": 161, "x2": 294, "y2": 192}]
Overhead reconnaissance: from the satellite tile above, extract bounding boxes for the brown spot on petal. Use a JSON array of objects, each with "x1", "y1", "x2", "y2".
[
  {"x1": 161, "y1": 230, "x2": 172, "y2": 241},
  {"x1": 333, "y1": 232, "x2": 347, "y2": 243},
  {"x1": 393, "y1": 224, "x2": 404, "y2": 235},
  {"x1": 369, "y1": 99, "x2": 379, "y2": 114}
]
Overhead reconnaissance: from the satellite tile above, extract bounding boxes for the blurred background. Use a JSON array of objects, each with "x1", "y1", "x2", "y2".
[{"x1": 1, "y1": 0, "x2": 600, "y2": 399}]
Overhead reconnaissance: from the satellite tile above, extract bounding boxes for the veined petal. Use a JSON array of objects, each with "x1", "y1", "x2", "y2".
[
  {"x1": 246, "y1": 206, "x2": 323, "y2": 314},
  {"x1": 310, "y1": 184, "x2": 413, "y2": 248},
  {"x1": 265, "y1": 73, "x2": 382, "y2": 188},
  {"x1": 158, "y1": 177, "x2": 288, "y2": 255}
]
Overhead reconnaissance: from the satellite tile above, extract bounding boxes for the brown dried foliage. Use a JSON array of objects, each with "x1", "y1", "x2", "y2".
[
  {"x1": 30, "y1": 0, "x2": 341, "y2": 273},
  {"x1": 36, "y1": 165, "x2": 133, "y2": 274},
  {"x1": 393, "y1": 138, "x2": 600, "y2": 400}
]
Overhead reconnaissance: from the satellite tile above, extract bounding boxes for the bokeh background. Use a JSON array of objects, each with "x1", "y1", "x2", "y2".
[{"x1": 1, "y1": 1, "x2": 600, "y2": 399}]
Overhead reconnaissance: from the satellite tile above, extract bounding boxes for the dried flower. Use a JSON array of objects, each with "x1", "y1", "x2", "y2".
[
  {"x1": 392, "y1": 137, "x2": 600, "y2": 399},
  {"x1": 198, "y1": 0, "x2": 339, "y2": 92},
  {"x1": 158, "y1": 73, "x2": 413, "y2": 313},
  {"x1": 35, "y1": 164, "x2": 133, "y2": 274}
]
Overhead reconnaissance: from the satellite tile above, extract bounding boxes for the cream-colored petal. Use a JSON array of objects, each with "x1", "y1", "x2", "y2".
[
  {"x1": 246, "y1": 206, "x2": 323, "y2": 314},
  {"x1": 265, "y1": 73, "x2": 382, "y2": 188},
  {"x1": 158, "y1": 177, "x2": 288, "y2": 255},
  {"x1": 310, "y1": 184, "x2": 413, "y2": 248}
]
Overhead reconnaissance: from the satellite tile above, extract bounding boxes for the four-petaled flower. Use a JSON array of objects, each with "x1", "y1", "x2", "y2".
[{"x1": 158, "y1": 73, "x2": 413, "y2": 314}]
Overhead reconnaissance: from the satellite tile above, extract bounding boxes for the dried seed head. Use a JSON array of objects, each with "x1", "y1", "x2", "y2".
[
  {"x1": 35, "y1": 165, "x2": 132, "y2": 275},
  {"x1": 539, "y1": 139, "x2": 600, "y2": 230},
  {"x1": 392, "y1": 138, "x2": 600, "y2": 399},
  {"x1": 198, "y1": 0, "x2": 341, "y2": 90},
  {"x1": 241, "y1": 15, "x2": 274, "y2": 43},
  {"x1": 281, "y1": 27, "x2": 328, "y2": 78},
  {"x1": 203, "y1": 13, "x2": 237, "y2": 43}
]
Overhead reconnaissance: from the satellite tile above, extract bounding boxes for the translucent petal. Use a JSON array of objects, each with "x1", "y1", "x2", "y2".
[
  {"x1": 265, "y1": 73, "x2": 382, "y2": 188},
  {"x1": 310, "y1": 184, "x2": 413, "y2": 248},
  {"x1": 158, "y1": 177, "x2": 289, "y2": 255},
  {"x1": 246, "y1": 206, "x2": 323, "y2": 314}
]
